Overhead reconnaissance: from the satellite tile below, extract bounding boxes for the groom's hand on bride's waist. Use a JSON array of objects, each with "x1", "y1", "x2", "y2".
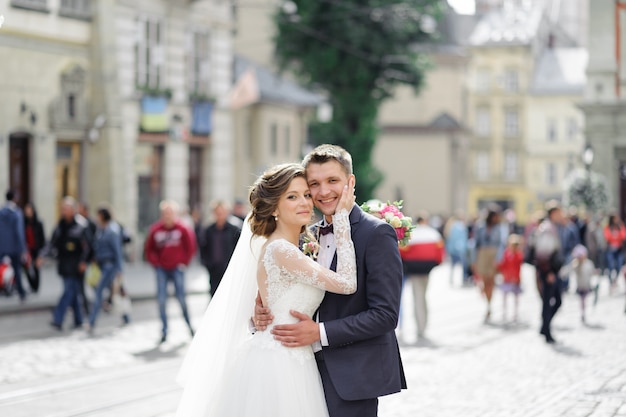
[
  {"x1": 271, "y1": 310, "x2": 321, "y2": 348},
  {"x1": 253, "y1": 293, "x2": 274, "y2": 331}
]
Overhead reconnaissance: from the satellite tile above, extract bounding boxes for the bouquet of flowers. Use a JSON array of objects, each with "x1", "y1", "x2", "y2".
[
  {"x1": 301, "y1": 235, "x2": 320, "y2": 260},
  {"x1": 361, "y1": 200, "x2": 415, "y2": 247}
]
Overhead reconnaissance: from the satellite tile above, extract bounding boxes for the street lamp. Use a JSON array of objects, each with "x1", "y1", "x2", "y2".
[{"x1": 583, "y1": 143, "x2": 594, "y2": 172}]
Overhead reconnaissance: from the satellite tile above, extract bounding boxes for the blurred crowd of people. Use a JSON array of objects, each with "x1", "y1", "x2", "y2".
[
  {"x1": 2, "y1": 186, "x2": 625, "y2": 346},
  {"x1": 398, "y1": 201, "x2": 626, "y2": 345},
  {"x1": 0, "y1": 189, "x2": 246, "y2": 344}
]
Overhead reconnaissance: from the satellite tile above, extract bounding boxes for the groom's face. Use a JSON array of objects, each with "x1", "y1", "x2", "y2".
[{"x1": 306, "y1": 160, "x2": 354, "y2": 220}]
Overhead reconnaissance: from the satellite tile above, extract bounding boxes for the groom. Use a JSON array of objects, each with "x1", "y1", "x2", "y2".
[{"x1": 256, "y1": 144, "x2": 406, "y2": 417}]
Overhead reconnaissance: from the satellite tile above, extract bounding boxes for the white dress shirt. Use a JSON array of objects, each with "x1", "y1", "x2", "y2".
[{"x1": 313, "y1": 220, "x2": 336, "y2": 351}]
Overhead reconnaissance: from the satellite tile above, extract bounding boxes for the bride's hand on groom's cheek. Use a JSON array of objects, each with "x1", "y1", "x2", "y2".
[
  {"x1": 338, "y1": 180, "x2": 356, "y2": 211},
  {"x1": 271, "y1": 310, "x2": 320, "y2": 347}
]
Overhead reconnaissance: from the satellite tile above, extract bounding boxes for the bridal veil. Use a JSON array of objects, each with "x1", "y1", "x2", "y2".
[{"x1": 175, "y1": 215, "x2": 265, "y2": 416}]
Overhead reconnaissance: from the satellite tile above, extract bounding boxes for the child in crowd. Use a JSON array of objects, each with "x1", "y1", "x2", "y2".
[
  {"x1": 497, "y1": 234, "x2": 524, "y2": 322},
  {"x1": 560, "y1": 244, "x2": 597, "y2": 323}
]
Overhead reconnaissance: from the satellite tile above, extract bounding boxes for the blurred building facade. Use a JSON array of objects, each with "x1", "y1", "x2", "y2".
[
  {"x1": 230, "y1": 0, "x2": 335, "y2": 209},
  {"x1": 233, "y1": 1, "x2": 478, "y2": 219},
  {"x1": 581, "y1": 0, "x2": 626, "y2": 220},
  {"x1": 475, "y1": 0, "x2": 588, "y2": 47},
  {"x1": 0, "y1": 0, "x2": 235, "y2": 246},
  {"x1": 230, "y1": 55, "x2": 323, "y2": 203},
  {"x1": 466, "y1": 0, "x2": 587, "y2": 223},
  {"x1": 375, "y1": 8, "x2": 475, "y2": 219}
]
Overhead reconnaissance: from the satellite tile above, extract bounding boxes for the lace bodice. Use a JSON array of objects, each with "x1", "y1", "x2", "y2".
[{"x1": 254, "y1": 209, "x2": 356, "y2": 361}]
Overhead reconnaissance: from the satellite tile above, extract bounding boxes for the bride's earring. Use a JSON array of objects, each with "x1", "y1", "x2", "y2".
[{"x1": 274, "y1": 214, "x2": 278, "y2": 222}]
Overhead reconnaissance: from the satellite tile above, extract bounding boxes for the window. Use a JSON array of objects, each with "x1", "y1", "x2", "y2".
[
  {"x1": 284, "y1": 126, "x2": 291, "y2": 156},
  {"x1": 270, "y1": 123, "x2": 278, "y2": 155},
  {"x1": 546, "y1": 163, "x2": 557, "y2": 185},
  {"x1": 547, "y1": 118, "x2": 557, "y2": 142},
  {"x1": 188, "y1": 31, "x2": 211, "y2": 96},
  {"x1": 475, "y1": 69, "x2": 490, "y2": 93},
  {"x1": 67, "y1": 94, "x2": 76, "y2": 119},
  {"x1": 50, "y1": 65, "x2": 87, "y2": 129},
  {"x1": 567, "y1": 118, "x2": 578, "y2": 141},
  {"x1": 10, "y1": 0, "x2": 48, "y2": 12},
  {"x1": 476, "y1": 107, "x2": 490, "y2": 137},
  {"x1": 504, "y1": 108, "x2": 519, "y2": 138},
  {"x1": 504, "y1": 152, "x2": 518, "y2": 180},
  {"x1": 135, "y1": 17, "x2": 164, "y2": 90},
  {"x1": 188, "y1": 146, "x2": 203, "y2": 212},
  {"x1": 503, "y1": 69, "x2": 519, "y2": 92},
  {"x1": 475, "y1": 152, "x2": 490, "y2": 180},
  {"x1": 59, "y1": 0, "x2": 90, "y2": 19}
]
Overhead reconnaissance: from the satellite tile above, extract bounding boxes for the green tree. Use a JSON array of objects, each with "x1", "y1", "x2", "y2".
[
  {"x1": 274, "y1": 0, "x2": 445, "y2": 200},
  {"x1": 563, "y1": 168, "x2": 609, "y2": 213}
]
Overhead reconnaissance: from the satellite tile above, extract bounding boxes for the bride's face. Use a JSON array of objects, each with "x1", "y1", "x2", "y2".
[{"x1": 273, "y1": 177, "x2": 313, "y2": 228}]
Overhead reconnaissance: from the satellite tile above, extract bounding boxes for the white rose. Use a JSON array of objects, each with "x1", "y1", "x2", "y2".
[{"x1": 390, "y1": 217, "x2": 402, "y2": 228}]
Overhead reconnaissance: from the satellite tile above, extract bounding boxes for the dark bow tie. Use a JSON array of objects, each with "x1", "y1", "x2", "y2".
[{"x1": 319, "y1": 224, "x2": 333, "y2": 236}]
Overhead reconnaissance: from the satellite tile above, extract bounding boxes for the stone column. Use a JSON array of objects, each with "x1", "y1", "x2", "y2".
[
  {"x1": 32, "y1": 133, "x2": 57, "y2": 230},
  {"x1": 209, "y1": 26, "x2": 234, "y2": 206},
  {"x1": 163, "y1": 140, "x2": 190, "y2": 208},
  {"x1": 210, "y1": 107, "x2": 234, "y2": 203},
  {"x1": 0, "y1": 133, "x2": 8, "y2": 193},
  {"x1": 87, "y1": 0, "x2": 132, "y2": 229}
]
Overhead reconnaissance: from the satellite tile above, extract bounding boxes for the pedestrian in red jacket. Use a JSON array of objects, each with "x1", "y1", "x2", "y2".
[
  {"x1": 497, "y1": 234, "x2": 524, "y2": 322},
  {"x1": 144, "y1": 200, "x2": 196, "y2": 343},
  {"x1": 399, "y1": 214, "x2": 445, "y2": 340}
]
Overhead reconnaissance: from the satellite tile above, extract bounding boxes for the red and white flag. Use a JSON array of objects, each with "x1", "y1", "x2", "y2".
[{"x1": 227, "y1": 68, "x2": 260, "y2": 110}]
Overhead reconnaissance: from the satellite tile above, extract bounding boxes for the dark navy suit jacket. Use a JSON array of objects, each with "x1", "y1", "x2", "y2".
[{"x1": 319, "y1": 205, "x2": 407, "y2": 401}]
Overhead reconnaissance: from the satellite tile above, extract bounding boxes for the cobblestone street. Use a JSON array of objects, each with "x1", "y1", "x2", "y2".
[{"x1": 0, "y1": 263, "x2": 624, "y2": 416}]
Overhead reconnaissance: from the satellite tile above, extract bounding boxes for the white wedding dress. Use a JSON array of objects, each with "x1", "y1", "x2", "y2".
[{"x1": 175, "y1": 210, "x2": 356, "y2": 417}]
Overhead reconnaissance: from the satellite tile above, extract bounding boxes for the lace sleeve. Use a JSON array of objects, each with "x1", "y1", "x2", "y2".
[
  {"x1": 331, "y1": 208, "x2": 357, "y2": 289},
  {"x1": 269, "y1": 228, "x2": 356, "y2": 295}
]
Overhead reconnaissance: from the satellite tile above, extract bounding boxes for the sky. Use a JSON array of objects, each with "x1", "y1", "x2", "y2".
[{"x1": 448, "y1": 0, "x2": 476, "y2": 15}]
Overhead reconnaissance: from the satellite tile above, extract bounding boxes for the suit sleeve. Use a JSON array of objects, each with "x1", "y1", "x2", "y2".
[
  {"x1": 36, "y1": 221, "x2": 46, "y2": 252},
  {"x1": 81, "y1": 225, "x2": 93, "y2": 263},
  {"x1": 323, "y1": 222, "x2": 403, "y2": 346},
  {"x1": 113, "y1": 229, "x2": 124, "y2": 272},
  {"x1": 41, "y1": 225, "x2": 60, "y2": 258},
  {"x1": 16, "y1": 210, "x2": 27, "y2": 254}
]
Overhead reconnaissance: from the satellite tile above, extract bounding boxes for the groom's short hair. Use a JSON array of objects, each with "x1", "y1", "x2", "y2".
[{"x1": 302, "y1": 144, "x2": 353, "y2": 176}]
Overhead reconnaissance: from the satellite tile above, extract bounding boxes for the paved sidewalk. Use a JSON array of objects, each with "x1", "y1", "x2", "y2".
[
  {"x1": 0, "y1": 261, "x2": 210, "y2": 316},
  {"x1": 0, "y1": 262, "x2": 624, "y2": 416},
  {"x1": 382, "y1": 263, "x2": 626, "y2": 417}
]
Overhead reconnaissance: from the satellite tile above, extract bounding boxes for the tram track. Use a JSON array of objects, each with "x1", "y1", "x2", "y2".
[{"x1": 0, "y1": 358, "x2": 182, "y2": 417}]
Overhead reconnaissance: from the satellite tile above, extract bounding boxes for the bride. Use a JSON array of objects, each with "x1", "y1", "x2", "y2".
[{"x1": 175, "y1": 162, "x2": 356, "y2": 416}]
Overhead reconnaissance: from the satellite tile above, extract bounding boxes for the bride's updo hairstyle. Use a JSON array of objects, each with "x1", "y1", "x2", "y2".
[{"x1": 248, "y1": 163, "x2": 307, "y2": 237}]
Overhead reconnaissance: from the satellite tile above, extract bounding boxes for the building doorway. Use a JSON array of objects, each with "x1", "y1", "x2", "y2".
[
  {"x1": 8, "y1": 133, "x2": 31, "y2": 207},
  {"x1": 137, "y1": 144, "x2": 164, "y2": 232}
]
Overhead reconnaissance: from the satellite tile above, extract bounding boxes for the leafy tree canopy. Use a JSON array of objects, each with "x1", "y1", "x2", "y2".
[
  {"x1": 274, "y1": 0, "x2": 445, "y2": 200},
  {"x1": 563, "y1": 169, "x2": 609, "y2": 213}
]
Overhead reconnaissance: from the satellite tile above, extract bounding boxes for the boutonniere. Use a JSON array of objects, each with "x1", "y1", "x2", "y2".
[{"x1": 301, "y1": 234, "x2": 320, "y2": 260}]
